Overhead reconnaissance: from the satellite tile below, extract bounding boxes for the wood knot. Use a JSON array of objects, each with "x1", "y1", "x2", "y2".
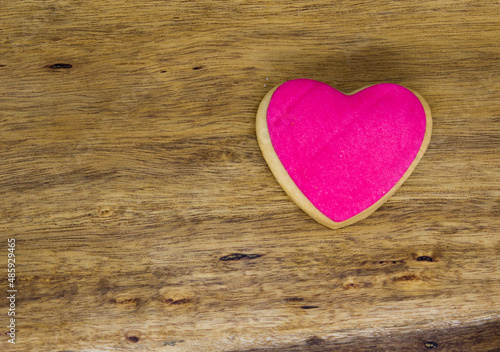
[
  {"x1": 305, "y1": 336, "x2": 324, "y2": 345},
  {"x1": 416, "y1": 256, "x2": 434, "y2": 262},
  {"x1": 110, "y1": 297, "x2": 140, "y2": 307},
  {"x1": 342, "y1": 282, "x2": 359, "y2": 290},
  {"x1": 164, "y1": 298, "x2": 191, "y2": 305},
  {"x1": 392, "y1": 274, "x2": 420, "y2": 282},
  {"x1": 97, "y1": 207, "x2": 113, "y2": 217},
  {"x1": 125, "y1": 331, "x2": 141, "y2": 343},
  {"x1": 425, "y1": 341, "x2": 438, "y2": 349},
  {"x1": 159, "y1": 287, "x2": 194, "y2": 308},
  {"x1": 127, "y1": 336, "x2": 139, "y2": 343}
]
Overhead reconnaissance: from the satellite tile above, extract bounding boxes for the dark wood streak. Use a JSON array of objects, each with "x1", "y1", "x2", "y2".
[
  {"x1": 48, "y1": 63, "x2": 73, "y2": 69},
  {"x1": 219, "y1": 253, "x2": 262, "y2": 261}
]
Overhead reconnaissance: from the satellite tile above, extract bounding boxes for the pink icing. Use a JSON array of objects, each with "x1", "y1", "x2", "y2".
[{"x1": 267, "y1": 79, "x2": 426, "y2": 222}]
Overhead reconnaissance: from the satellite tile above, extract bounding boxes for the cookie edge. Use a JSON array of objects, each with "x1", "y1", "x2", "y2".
[{"x1": 256, "y1": 81, "x2": 432, "y2": 229}]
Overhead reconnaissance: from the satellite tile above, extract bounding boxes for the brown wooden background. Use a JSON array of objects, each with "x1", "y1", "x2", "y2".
[{"x1": 1, "y1": 1, "x2": 499, "y2": 351}]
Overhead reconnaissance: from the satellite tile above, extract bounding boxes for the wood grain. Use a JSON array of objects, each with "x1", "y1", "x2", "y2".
[{"x1": 0, "y1": 1, "x2": 499, "y2": 351}]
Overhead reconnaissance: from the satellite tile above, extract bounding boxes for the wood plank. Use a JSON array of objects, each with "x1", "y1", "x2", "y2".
[{"x1": 0, "y1": 1, "x2": 499, "y2": 351}]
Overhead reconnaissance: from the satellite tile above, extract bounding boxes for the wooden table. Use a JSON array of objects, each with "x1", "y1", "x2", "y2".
[{"x1": 1, "y1": 1, "x2": 499, "y2": 351}]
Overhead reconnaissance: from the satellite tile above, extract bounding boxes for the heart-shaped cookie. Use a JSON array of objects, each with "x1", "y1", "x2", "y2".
[{"x1": 256, "y1": 79, "x2": 432, "y2": 229}]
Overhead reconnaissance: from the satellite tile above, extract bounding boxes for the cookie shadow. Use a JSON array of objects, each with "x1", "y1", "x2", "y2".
[{"x1": 272, "y1": 45, "x2": 421, "y2": 92}]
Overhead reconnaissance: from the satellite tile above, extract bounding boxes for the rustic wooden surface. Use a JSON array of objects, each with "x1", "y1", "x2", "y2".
[{"x1": 1, "y1": 1, "x2": 499, "y2": 351}]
